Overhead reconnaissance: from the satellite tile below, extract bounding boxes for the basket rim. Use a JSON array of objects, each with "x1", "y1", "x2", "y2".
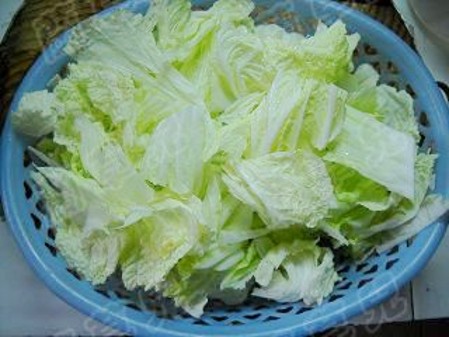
[{"x1": 1, "y1": 0, "x2": 449, "y2": 336}]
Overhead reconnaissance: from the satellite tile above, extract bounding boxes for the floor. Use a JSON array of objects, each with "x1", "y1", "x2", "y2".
[{"x1": 317, "y1": 319, "x2": 449, "y2": 337}]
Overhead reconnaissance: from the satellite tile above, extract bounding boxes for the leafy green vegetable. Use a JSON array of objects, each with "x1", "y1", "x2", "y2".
[
  {"x1": 120, "y1": 199, "x2": 201, "y2": 291},
  {"x1": 253, "y1": 243, "x2": 339, "y2": 305},
  {"x1": 13, "y1": 0, "x2": 448, "y2": 318},
  {"x1": 324, "y1": 106, "x2": 416, "y2": 200},
  {"x1": 140, "y1": 106, "x2": 216, "y2": 195},
  {"x1": 13, "y1": 90, "x2": 57, "y2": 138},
  {"x1": 249, "y1": 71, "x2": 313, "y2": 156},
  {"x1": 223, "y1": 151, "x2": 336, "y2": 228}
]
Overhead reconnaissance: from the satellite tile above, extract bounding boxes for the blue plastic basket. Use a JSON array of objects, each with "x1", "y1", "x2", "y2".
[{"x1": 1, "y1": 0, "x2": 449, "y2": 336}]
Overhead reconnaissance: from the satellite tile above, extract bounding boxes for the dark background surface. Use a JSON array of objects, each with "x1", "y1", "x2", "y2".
[{"x1": 317, "y1": 318, "x2": 449, "y2": 336}]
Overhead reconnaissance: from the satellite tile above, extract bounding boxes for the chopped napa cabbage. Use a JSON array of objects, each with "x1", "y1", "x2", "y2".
[
  {"x1": 223, "y1": 151, "x2": 336, "y2": 228},
  {"x1": 12, "y1": 0, "x2": 449, "y2": 318},
  {"x1": 324, "y1": 106, "x2": 416, "y2": 200},
  {"x1": 12, "y1": 90, "x2": 57, "y2": 138}
]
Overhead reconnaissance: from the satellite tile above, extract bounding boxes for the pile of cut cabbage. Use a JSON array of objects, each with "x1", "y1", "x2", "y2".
[{"x1": 13, "y1": 0, "x2": 449, "y2": 317}]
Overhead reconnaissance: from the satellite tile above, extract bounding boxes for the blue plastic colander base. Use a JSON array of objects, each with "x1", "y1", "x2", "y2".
[{"x1": 2, "y1": 0, "x2": 449, "y2": 336}]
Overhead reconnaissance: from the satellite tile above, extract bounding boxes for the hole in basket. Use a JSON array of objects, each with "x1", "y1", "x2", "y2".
[
  {"x1": 36, "y1": 199, "x2": 47, "y2": 215},
  {"x1": 146, "y1": 302, "x2": 159, "y2": 312},
  {"x1": 67, "y1": 268, "x2": 82, "y2": 280},
  {"x1": 47, "y1": 227, "x2": 56, "y2": 241},
  {"x1": 31, "y1": 213, "x2": 42, "y2": 230},
  {"x1": 357, "y1": 278, "x2": 373, "y2": 289},
  {"x1": 265, "y1": 15, "x2": 277, "y2": 25},
  {"x1": 244, "y1": 313, "x2": 262, "y2": 320},
  {"x1": 295, "y1": 306, "x2": 312, "y2": 315},
  {"x1": 253, "y1": 304, "x2": 269, "y2": 311},
  {"x1": 95, "y1": 288, "x2": 111, "y2": 298},
  {"x1": 23, "y1": 151, "x2": 32, "y2": 168},
  {"x1": 193, "y1": 320, "x2": 209, "y2": 326},
  {"x1": 24, "y1": 182, "x2": 33, "y2": 199},
  {"x1": 419, "y1": 112, "x2": 430, "y2": 127},
  {"x1": 386, "y1": 258, "x2": 399, "y2": 270},
  {"x1": 364, "y1": 44, "x2": 378, "y2": 56},
  {"x1": 115, "y1": 288, "x2": 131, "y2": 300},
  {"x1": 158, "y1": 311, "x2": 174, "y2": 320},
  {"x1": 356, "y1": 262, "x2": 369, "y2": 272},
  {"x1": 207, "y1": 299, "x2": 224, "y2": 308},
  {"x1": 263, "y1": 316, "x2": 279, "y2": 322},
  {"x1": 386, "y1": 61, "x2": 399, "y2": 74},
  {"x1": 225, "y1": 305, "x2": 242, "y2": 314},
  {"x1": 211, "y1": 315, "x2": 228, "y2": 322},
  {"x1": 365, "y1": 250, "x2": 380, "y2": 259},
  {"x1": 406, "y1": 84, "x2": 416, "y2": 98},
  {"x1": 125, "y1": 303, "x2": 142, "y2": 311},
  {"x1": 179, "y1": 312, "x2": 191, "y2": 319},
  {"x1": 328, "y1": 294, "x2": 344, "y2": 303},
  {"x1": 336, "y1": 281, "x2": 352, "y2": 291},
  {"x1": 250, "y1": 5, "x2": 268, "y2": 19},
  {"x1": 372, "y1": 61, "x2": 382, "y2": 73},
  {"x1": 418, "y1": 133, "x2": 426, "y2": 148},
  {"x1": 147, "y1": 292, "x2": 159, "y2": 302},
  {"x1": 272, "y1": 12, "x2": 298, "y2": 33},
  {"x1": 338, "y1": 265, "x2": 350, "y2": 274},
  {"x1": 364, "y1": 265, "x2": 378, "y2": 275},
  {"x1": 230, "y1": 320, "x2": 244, "y2": 326},
  {"x1": 429, "y1": 140, "x2": 436, "y2": 154},
  {"x1": 276, "y1": 306, "x2": 294, "y2": 314},
  {"x1": 191, "y1": 4, "x2": 208, "y2": 11},
  {"x1": 387, "y1": 80, "x2": 400, "y2": 90},
  {"x1": 45, "y1": 242, "x2": 57, "y2": 256},
  {"x1": 159, "y1": 304, "x2": 175, "y2": 318},
  {"x1": 387, "y1": 245, "x2": 399, "y2": 256}
]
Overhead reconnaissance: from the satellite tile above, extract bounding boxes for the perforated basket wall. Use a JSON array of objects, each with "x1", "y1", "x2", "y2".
[{"x1": 2, "y1": 0, "x2": 449, "y2": 336}]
